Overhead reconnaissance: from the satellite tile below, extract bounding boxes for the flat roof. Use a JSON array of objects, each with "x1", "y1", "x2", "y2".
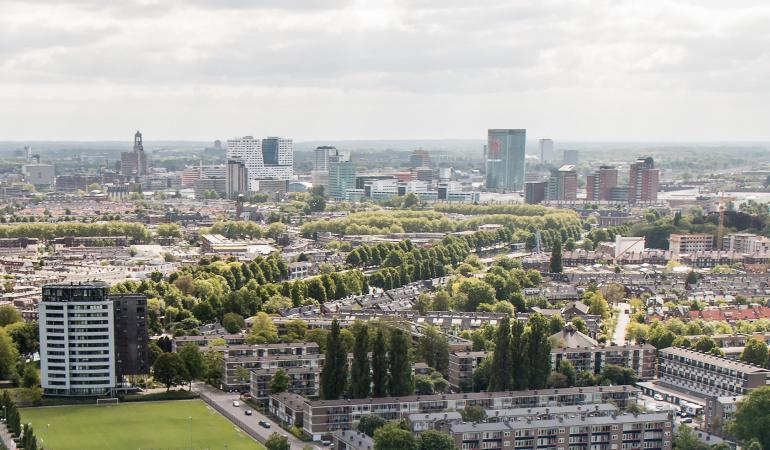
[{"x1": 661, "y1": 347, "x2": 770, "y2": 374}]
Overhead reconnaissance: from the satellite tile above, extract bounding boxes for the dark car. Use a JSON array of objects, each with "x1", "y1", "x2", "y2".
[
  {"x1": 259, "y1": 420, "x2": 271, "y2": 428},
  {"x1": 245, "y1": 410, "x2": 253, "y2": 416}
]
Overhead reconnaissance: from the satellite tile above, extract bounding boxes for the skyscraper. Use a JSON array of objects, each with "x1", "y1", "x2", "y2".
[
  {"x1": 586, "y1": 165, "x2": 619, "y2": 202},
  {"x1": 313, "y1": 146, "x2": 335, "y2": 172},
  {"x1": 120, "y1": 131, "x2": 149, "y2": 177},
  {"x1": 410, "y1": 149, "x2": 431, "y2": 168},
  {"x1": 226, "y1": 136, "x2": 294, "y2": 188},
  {"x1": 328, "y1": 150, "x2": 355, "y2": 200},
  {"x1": 629, "y1": 157, "x2": 659, "y2": 204},
  {"x1": 539, "y1": 139, "x2": 554, "y2": 163},
  {"x1": 485, "y1": 129, "x2": 526, "y2": 191},
  {"x1": 563, "y1": 149, "x2": 579, "y2": 165},
  {"x1": 546, "y1": 165, "x2": 578, "y2": 202},
  {"x1": 226, "y1": 159, "x2": 249, "y2": 199}
]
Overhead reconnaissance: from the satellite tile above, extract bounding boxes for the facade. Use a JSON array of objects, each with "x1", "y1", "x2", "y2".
[
  {"x1": 451, "y1": 411, "x2": 673, "y2": 450},
  {"x1": 486, "y1": 129, "x2": 526, "y2": 191},
  {"x1": 669, "y1": 234, "x2": 714, "y2": 256},
  {"x1": 225, "y1": 160, "x2": 249, "y2": 199},
  {"x1": 524, "y1": 182, "x2": 547, "y2": 205},
  {"x1": 551, "y1": 343, "x2": 657, "y2": 380},
  {"x1": 657, "y1": 347, "x2": 770, "y2": 398},
  {"x1": 314, "y1": 146, "x2": 334, "y2": 172},
  {"x1": 563, "y1": 150, "x2": 579, "y2": 165},
  {"x1": 586, "y1": 166, "x2": 618, "y2": 202},
  {"x1": 226, "y1": 136, "x2": 294, "y2": 186},
  {"x1": 539, "y1": 139, "x2": 554, "y2": 163},
  {"x1": 448, "y1": 350, "x2": 489, "y2": 388},
  {"x1": 329, "y1": 151, "x2": 356, "y2": 200},
  {"x1": 410, "y1": 149, "x2": 431, "y2": 168},
  {"x1": 546, "y1": 165, "x2": 577, "y2": 202},
  {"x1": 21, "y1": 163, "x2": 56, "y2": 188},
  {"x1": 111, "y1": 294, "x2": 150, "y2": 378},
  {"x1": 723, "y1": 233, "x2": 770, "y2": 254},
  {"x1": 39, "y1": 282, "x2": 116, "y2": 396},
  {"x1": 120, "y1": 131, "x2": 148, "y2": 177},
  {"x1": 219, "y1": 342, "x2": 321, "y2": 391},
  {"x1": 274, "y1": 386, "x2": 641, "y2": 440},
  {"x1": 628, "y1": 157, "x2": 659, "y2": 204}
]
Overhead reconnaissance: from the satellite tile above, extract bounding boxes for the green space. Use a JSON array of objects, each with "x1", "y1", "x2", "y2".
[{"x1": 21, "y1": 399, "x2": 262, "y2": 450}]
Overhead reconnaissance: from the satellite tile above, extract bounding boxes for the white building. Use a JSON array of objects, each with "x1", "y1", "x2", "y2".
[
  {"x1": 39, "y1": 282, "x2": 116, "y2": 396},
  {"x1": 539, "y1": 138, "x2": 554, "y2": 163},
  {"x1": 614, "y1": 235, "x2": 645, "y2": 259},
  {"x1": 226, "y1": 136, "x2": 293, "y2": 187}
]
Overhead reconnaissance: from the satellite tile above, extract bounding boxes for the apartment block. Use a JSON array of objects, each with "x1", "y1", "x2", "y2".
[
  {"x1": 658, "y1": 347, "x2": 770, "y2": 398},
  {"x1": 220, "y1": 342, "x2": 321, "y2": 391},
  {"x1": 448, "y1": 350, "x2": 489, "y2": 388},
  {"x1": 250, "y1": 366, "x2": 320, "y2": 401},
  {"x1": 552, "y1": 343, "x2": 657, "y2": 381},
  {"x1": 586, "y1": 166, "x2": 618, "y2": 202},
  {"x1": 669, "y1": 234, "x2": 714, "y2": 257},
  {"x1": 722, "y1": 233, "x2": 770, "y2": 254}
]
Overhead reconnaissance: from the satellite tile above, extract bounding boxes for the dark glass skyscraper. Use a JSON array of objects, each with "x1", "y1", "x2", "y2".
[{"x1": 485, "y1": 129, "x2": 526, "y2": 191}]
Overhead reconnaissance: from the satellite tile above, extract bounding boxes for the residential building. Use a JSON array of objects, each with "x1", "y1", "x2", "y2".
[
  {"x1": 334, "y1": 430, "x2": 374, "y2": 450},
  {"x1": 226, "y1": 136, "x2": 293, "y2": 187},
  {"x1": 410, "y1": 149, "x2": 431, "y2": 168},
  {"x1": 486, "y1": 129, "x2": 526, "y2": 191},
  {"x1": 314, "y1": 146, "x2": 334, "y2": 172},
  {"x1": 546, "y1": 165, "x2": 577, "y2": 202},
  {"x1": 524, "y1": 181, "x2": 547, "y2": 204},
  {"x1": 448, "y1": 350, "x2": 488, "y2": 389},
  {"x1": 539, "y1": 139, "x2": 554, "y2": 163},
  {"x1": 271, "y1": 385, "x2": 641, "y2": 440},
  {"x1": 289, "y1": 261, "x2": 312, "y2": 280},
  {"x1": 563, "y1": 150, "x2": 579, "y2": 165},
  {"x1": 226, "y1": 160, "x2": 249, "y2": 200},
  {"x1": 586, "y1": 166, "x2": 618, "y2": 202},
  {"x1": 628, "y1": 157, "x2": 659, "y2": 204},
  {"x1": 111, "y1": 294, "x2": 150, "y2": 379},
  {"x1": 329, "y1": 151, "x2": 356, "y2": 200},
  {"x1": 723, "y1": 233, "x2": 770, "y2": 254},
  {"x1": 669, "y1": 234, "x2": 714, "y2": 256},
  {"x1": 657, "y1": 347, "x2": 770, "y2": 398},
  {"x1": 614, "y1": 236, "x2": 646, "y2": 259},
  {"x1": 451, "y1": 411, "x2": 673, "y2": 450}
]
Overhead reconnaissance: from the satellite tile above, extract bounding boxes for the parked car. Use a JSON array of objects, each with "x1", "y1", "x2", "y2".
[
  {"x1": 245, "y1": 410, "x2": 253, "y2": 416},
  {"x1": 322, "y1": 440, "x2": 332, "y2": 446},
  {"x1": 682, "y1": 418, "x2": 693, "y2": 424},
  {"x1": 232, "y1": 401, "x2": 240, "y2": 407},
  {"x1": 259, "y1": 421, "x2": 271, "y2": 429},
  {"x1": 653, "y1": 394, "x2": 664, "y2": 401}
]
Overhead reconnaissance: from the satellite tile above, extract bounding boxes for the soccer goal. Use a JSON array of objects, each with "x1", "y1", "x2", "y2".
[{"x1": 96, "y1": 398, "x2": 119, "y2": 407}]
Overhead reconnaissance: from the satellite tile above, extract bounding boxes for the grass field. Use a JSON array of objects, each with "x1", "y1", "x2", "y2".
[{"x1": 22, "y1": 399, "x2": 263, "y2": 450}]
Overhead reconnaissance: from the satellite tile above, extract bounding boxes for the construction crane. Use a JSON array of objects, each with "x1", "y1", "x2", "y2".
[{"x1": 717, "y1": 193, "x2": 727, "y2": 251}]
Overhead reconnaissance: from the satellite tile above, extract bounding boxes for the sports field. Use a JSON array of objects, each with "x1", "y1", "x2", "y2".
[{"x1": 22, "y1": 399, "x2": 263, "y2": 450}]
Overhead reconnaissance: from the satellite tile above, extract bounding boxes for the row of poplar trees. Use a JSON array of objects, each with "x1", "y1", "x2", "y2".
[
  {"x1": 320, "y1": 320, "x2": 414, "y2": 399},
  {"x1": 487, "y1": 313, "x2": 553, "y2": 391}
]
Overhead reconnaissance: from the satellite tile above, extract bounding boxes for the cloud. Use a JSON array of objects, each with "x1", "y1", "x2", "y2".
[{"x1": 0, "y1": 0, "x2": 769, "y2": 140}]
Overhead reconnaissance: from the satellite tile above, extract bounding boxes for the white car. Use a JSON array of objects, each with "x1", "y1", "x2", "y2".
[{"x1": 233, "y1": 400, "x2": 240, "y2": 407}]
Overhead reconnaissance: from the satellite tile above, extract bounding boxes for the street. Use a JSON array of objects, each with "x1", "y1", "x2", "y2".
[
  {"x1": 195, "y1": 383, "x2": 319, "y2": 450},
  {"x1": 612, "y1": 302, "x2": 631, "y2": 344}
]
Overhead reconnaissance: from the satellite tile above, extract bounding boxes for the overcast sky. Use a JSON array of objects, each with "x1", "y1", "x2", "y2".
[{"x1": 1, "y1": 0, "x2": 769, "y2": 142}]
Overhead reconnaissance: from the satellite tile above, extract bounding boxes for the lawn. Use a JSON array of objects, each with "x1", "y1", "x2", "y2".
[{"x1": 22, "y1": 399, "x2": 263, "y2": 450}]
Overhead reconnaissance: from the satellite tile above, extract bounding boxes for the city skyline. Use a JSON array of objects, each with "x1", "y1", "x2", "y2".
[{"x1": 2, "y1": 1, "x2": 770, "y2": 141}]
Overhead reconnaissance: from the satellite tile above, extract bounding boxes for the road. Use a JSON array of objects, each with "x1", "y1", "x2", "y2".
[
  {"x1": 195, "y1": 383, "x2": 318, "y2": 450},
  {"x1": 612, "y1": 302, "x2": 631, "y2": 344}
]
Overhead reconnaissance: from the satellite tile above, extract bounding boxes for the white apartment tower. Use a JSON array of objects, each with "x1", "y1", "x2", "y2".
[
  {"x1": 226, "y1": 136, "x2": 294, "y2": 188},
  {"x1": 39, "y1": 282, "x2": 116, "y2": 396},
  {"x1": 539, "y1": 138, "x2": 554, "y2": 163}
]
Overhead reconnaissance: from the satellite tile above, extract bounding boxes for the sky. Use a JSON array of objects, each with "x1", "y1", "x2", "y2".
[{"x1": 1, "y1": 0, "x2": 770, "y2": 142}]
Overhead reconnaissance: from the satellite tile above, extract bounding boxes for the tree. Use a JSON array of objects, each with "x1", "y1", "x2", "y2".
[
  {"x1": 222, "y1": 313, "x2": 246, "y2": 333},
  {"x1": 266, "y1": 432, "x2": 291, "y2": 450},
  {"x1": 417, "y1": 326, "x2": 449, "y2": 376},
  {"x1": 21, "y1": 365, "x2": 39, "y2": 388},
  {"x1": 511, "y1": 320, "x2": 529, "y2": 390},
  {"x1": 557, "y1": 359, "x2": 576, "y2": 387},
  {"x1": 373, "y1": 422, "x2": 417, "y2": 450},
  {"x1": 270, "y1": 368, "x2": 290, "y2": 394},
  {"x1": 674, "y1": 425, "x2": 708, "y2": 450},
  {"x1": 730, "y1": 386, "x2": 770, "y2": 448},
  {"x1": 550, "y1": 237, "x2": 563, "y2": 273},
  {"x1": 418, "y1": 430, "x2": 457, "y2": 450},
  {"x1": 741, "y1": 338, "x2": 769, "y2": 368},
  {"x1": 320, "y1": 319, "x2": 349, "y2": 399},
  {"x1": 414, "y1": 375, "x2": 435, "y2": 394},
  {"x1": 601, "y1": 364, "x2": 637, "y2": 385},
  {"x1": 415, "y1": 294, "x2": 431, "y2": 315},
  {"x1": 371, "y1": 329, "x2": 388, "y2": 398},
  {"x1": 454, "y1": 278, "x2": 496, "y2": 311},
  {"x1": 178, "y1": 343, "x2": 204, "y2": 389},
  {"x1": 0, "y1": 328, "x2": 19, "y2": 380},
  {"x1": 388, "y1": 328, "x2": 413, "y2": 396},
  {"x1": 527, "y1": 313, "x2": 552, "y2": 389},
  {"x1": 693, "y1": 336, "x2": 718, "y2": 353},
  {"x1": 460, "y1": 404, "x2": 487, "y2": 422},
  {"x1": 203, "y1": 351, "x2": 224, "y2": 385},
  {"x1": 350, "y1": 323, "x2": 371, "y2": 398},
  {"x1": 685, "y1": 270, "x2": 698, "y2": 290},
  {"x1": 153, "y1": 352, "x2": 188, "y2": 391},
  {"x1": 357, "y1": 414, "x2": 387, "y2": 437},
  {"x1": 247, "y1": 312, "x2": 279, "y2": 344},
  {"x1": 0, "y1": 305, "x2": 21, "y2": 326},
  {"x1": 488, "y1": 317, "x2": 513, "y2": 391},
  {"x1": 5, "y1": 321, "x2": 38, "y2": 355}
]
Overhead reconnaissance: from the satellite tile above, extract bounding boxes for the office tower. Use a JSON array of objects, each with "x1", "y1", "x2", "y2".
[
  {"x1": 226, "y1": 136, "x2": 294, "y2": 188},
  {"x1": 563, "y1": 149, "x2": 579, "y2": 165},
  {"x1": 438, "y1": 167, "x2": 452, "y2": 182},
  {"x1": 313, "y1": 146, "x2": 335, "y2": 172},
  {"x1": 328, "y1": 150, "x2": 355, "y2": 200},
  {"x1": 120, "y1": 131, "x2": 149, "y2": 177},
  {"x1": 539, "y1": 139, "x2": 554, "y2": 163},
  {"x1": 21, "y1": 162, "x2": 56, "y2": 189},
  {"x1": 410, "y1": 149, "x2": 431, "y2": 168},
  {"x1": 525, "y1": 181, "x2": 547, "y2": 204},
  {"x1": 39, "y1": 282, "x2": 115, "y2": 396},
  {"x1": 39, "y1": 282, "x2": 149, "y2": 397},
  {"x1": 629, "y1": 157, "x2": 659, "y2": 204},
  {"x1": 485, "y1": 129, "x2": 526, "y2": 191},
  {"x1": 546, "y1": 165, "x2": 578, "y2": 201},
  {"x1": 412, "y1": 167, "x2": 433, "y2": 183},
  {"x1": 112, "y1": 294, "x2": 150, "y2": 378},
  {"x1": 586, "y1": 165, "x2": 619, "y2": 202},
  {"x1": 226, "y1": 160, "x2": 249, "y2": 199}
]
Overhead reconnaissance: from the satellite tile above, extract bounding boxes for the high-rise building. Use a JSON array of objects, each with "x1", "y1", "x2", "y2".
[
  {"x1": 226, "y1": 160, "x2": 249, "y2": 199},
  {"x1": 410, "y1": 149, "x2": 431, "y2": 168},
  {"x1": 328, "y1": 151, "x2": 356, "y2": 200},
  {"x1": 120, "y1": 131, "x2": 148, "y2": 178},
  {"x1": 539, "y1": 139, "x2": 554, "y2": 163},
  {"x1": 546, "y1": 165, "x2": 578, "y2": 202},
  {"x1": 629, "y1": 157, "x2": 659, "y2": 204},
  {"x1": 313, "y1": 146, "x2": 335, "y2": 172},
  {"x1": 524, "y1": 181, "x2": 547, "y2": 204},
  {"x1": 39, "y1": 282, "x2": 149, "y2": 397},
  {"x1": 586, "y1": 165, "x2": 619, "y2": 202},
  {"x1": 563, "y1": 149, "x2": 579, "y2": 165},
  {"x1": 226, "y1": 136, "x2": 294, "y2": 188},
  {"x1": 485, "y1": 129, "x2": 526, "y2": 191}
]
